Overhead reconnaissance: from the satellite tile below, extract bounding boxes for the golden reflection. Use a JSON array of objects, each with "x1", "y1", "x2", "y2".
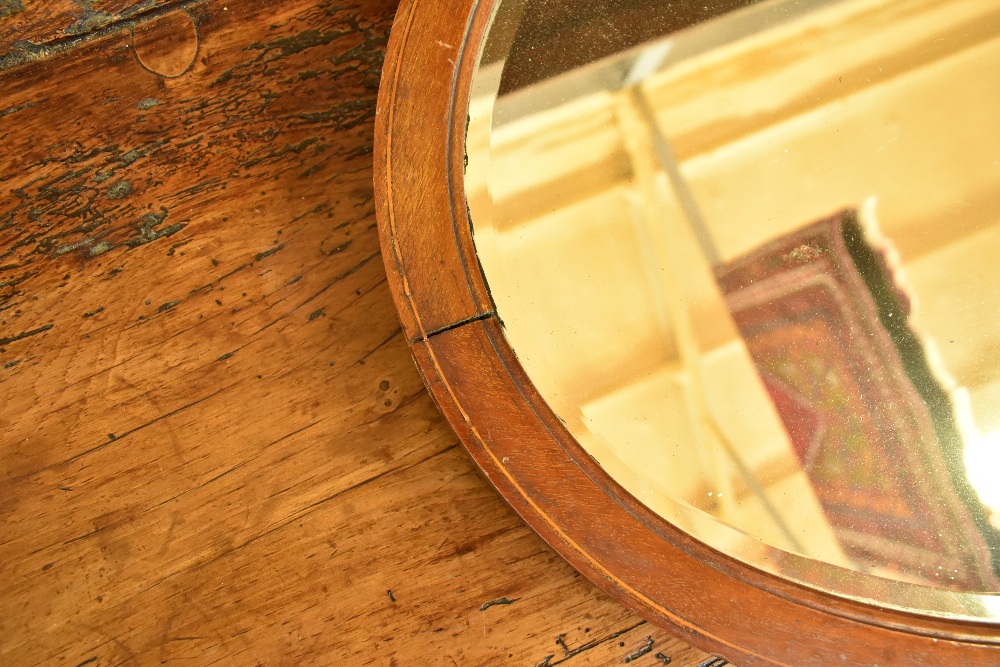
[{"x1": 466, "y1": 0, "x2": 1000, "y2": 618}]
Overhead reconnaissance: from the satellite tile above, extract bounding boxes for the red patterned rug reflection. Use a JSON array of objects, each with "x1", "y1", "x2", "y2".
[{"x1": 715, "y1": 210, "x2": 999, "y2": 591}]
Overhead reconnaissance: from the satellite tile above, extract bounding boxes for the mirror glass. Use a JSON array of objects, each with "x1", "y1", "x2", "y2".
[{"x1": 466, "y1": 0, "x2": 1000, "y2": 619}]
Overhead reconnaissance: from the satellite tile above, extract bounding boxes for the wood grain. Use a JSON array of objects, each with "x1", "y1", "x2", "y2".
[
  {"x1": 0, "y1": 0, "x2": 190, "y2": 70},
  {"x1": 0, "y1": 0, "x2": 715, "y2": 665}
]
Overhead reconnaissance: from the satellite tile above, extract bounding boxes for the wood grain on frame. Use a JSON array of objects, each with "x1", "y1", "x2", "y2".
[{"x1": 374, "y1": 0, "x2": 494, "y2": 342}]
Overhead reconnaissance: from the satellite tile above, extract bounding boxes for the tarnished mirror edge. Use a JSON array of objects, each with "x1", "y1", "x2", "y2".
[{"x1": 373, "y1": 0, "x2": 1000, "y2": 663}]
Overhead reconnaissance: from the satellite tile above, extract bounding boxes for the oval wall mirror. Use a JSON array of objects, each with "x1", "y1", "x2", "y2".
[{"x1": 375, "y1": 0, "x2": 1000, "y2": 664}]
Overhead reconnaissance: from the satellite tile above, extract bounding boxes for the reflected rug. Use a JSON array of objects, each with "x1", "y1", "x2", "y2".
[{"x1": 714, "y1": 210, "x2": 1000, "y2": 591}]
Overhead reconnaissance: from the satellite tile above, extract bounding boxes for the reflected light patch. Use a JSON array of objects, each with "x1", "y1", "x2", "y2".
[{"x1": 964, "y1": 430, "x2": 1000, "y2": 526}]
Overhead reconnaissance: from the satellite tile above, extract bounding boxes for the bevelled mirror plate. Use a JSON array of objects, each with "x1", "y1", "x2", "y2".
[{"x1": 466, "y1": 0, "x2": 1000, "y2": 620}]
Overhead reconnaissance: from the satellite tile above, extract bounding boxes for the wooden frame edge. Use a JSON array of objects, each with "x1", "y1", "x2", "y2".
[{"x1": 374, "y1": 0, "x2": 494, "y2": 343}]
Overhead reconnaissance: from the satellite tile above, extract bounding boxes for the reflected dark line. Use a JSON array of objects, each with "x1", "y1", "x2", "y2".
[
  {"x1": 446, "y1": 0, "x2": 493, "y2": 320},
  {"x1": 629, "y1": 86, "x2": 720, "y2": 265},
  {"x1": 704, "y1": 416, "x2": 807, "y2": 554}
]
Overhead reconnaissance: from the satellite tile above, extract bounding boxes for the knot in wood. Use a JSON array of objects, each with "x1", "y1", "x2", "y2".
[{"x1": 132, "y1": 9, "x2": 199, "y2": 78}]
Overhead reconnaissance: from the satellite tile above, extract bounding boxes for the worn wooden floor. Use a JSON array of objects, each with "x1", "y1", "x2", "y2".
[{"x1": 0, "y1": 1, "x2": 719, "y2": 665}]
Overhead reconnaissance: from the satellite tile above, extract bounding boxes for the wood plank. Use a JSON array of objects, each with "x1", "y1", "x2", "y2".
[
  {"x1": 0, "y1": 0, "x2": 189, "y2": 69},
  {"x1": 0, "y1": 0, "x2": 718, "y2": 664}
]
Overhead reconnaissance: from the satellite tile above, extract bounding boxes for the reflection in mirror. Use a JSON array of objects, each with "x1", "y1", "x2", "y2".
[{"x1": 466, "y1": 0, "x2": 1000, "y2": 618}]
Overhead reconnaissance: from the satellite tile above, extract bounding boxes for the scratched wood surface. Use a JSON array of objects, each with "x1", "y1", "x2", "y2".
[
  {"x1": 0, "y1": 0, "x2": 186, "y2": 69},
  {"x1": 0, "y1": 1, "x2": 718, "y2": 665}
]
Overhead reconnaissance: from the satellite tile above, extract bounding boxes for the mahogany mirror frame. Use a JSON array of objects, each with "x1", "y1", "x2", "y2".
[{"x1": 372, "y1": 1, "x2": 1000, "y2": 664}]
